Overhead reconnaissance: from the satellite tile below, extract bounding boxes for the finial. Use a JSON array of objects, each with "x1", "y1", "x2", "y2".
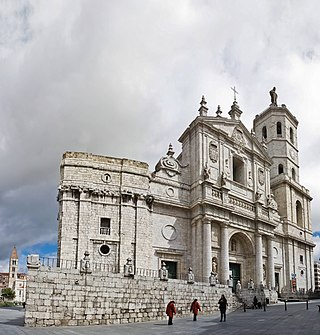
[
  {"x1": 216, "y1": 105, "x2": 222, "y2": 117},
  {"x1": 198, "y1": 95, "x2": 208, "y2": 116},
  {"x1": 228, "y1": 100, "x2": 242, "y2": 120},
  {"x1": 167, "y1": 143, "x2": 175, "y2": 156}
]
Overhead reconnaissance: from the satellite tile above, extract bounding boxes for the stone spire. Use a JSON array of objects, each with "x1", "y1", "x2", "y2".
[
  {"x1": 10, "y1": 246, "x2": 18, "y2": 259},
  {"x1": 198, "y1": 95, "x2": 208, "y2": 116}
]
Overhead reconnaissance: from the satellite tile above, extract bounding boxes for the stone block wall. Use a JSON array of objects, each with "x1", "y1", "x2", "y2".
[{"x1": 25, "y1": 267, "x2": 235, "y2": 327}]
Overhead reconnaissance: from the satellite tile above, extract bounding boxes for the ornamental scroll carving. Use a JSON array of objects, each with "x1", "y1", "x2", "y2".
[
  {"x1": 154, "y1": 144, "x2": 188, "y2": 177},
  {"x1": 155, "y1": 156, "x2": 180, "y2": 177}
]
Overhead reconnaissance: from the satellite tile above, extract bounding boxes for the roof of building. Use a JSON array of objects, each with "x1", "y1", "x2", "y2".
[{"x1": 10, "y1": 246, "x2": 18, "y2": 259}]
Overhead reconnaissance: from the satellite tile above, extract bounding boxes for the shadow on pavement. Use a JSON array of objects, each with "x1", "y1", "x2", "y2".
[{"x1": 0, "y1": 307, "x2": 25, "y2": 327}]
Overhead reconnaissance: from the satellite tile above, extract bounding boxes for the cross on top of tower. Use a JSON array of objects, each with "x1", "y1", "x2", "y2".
[{"x1": 231, "y1": 86, "x2": 239, "y2": 102}]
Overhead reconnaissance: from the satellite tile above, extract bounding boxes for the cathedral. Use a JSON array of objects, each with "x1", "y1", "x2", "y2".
[{"x1": 57, "y1": 88, "x2": 314, "y2": 294}]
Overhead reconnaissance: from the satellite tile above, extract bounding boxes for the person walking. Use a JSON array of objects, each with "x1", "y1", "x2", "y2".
[
  {"x1": 218, "y1": 294, "x2": 228, "y2": 322},
  {"x1": 166, "y1": 300, "x2": 176, "y2": 325},
  {"x1": 190, "y1": 299, "x2": 201, "y2": 321},
  {"x1": 253, "y1": 296, "x2": 258, "y2": 309}
]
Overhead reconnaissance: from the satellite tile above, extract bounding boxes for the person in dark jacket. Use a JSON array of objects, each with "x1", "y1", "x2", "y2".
[
  {"x1": 190, "y1": 299, "x2": 201, "y2": 321},
  {"x1": 218, "y1": 294, "x2": 228, "y2": 322},
  {"x1": 253, "y1": 296, "x2": 258, "y2": 309},
  {"x1": 166, "y1": 300, "x2": 176, "y2": 325}
]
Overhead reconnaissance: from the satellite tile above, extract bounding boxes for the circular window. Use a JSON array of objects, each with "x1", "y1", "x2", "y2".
[
  {"x1": 100, "y1": 244, "x2": 110, "y2": 255},
  {"x1": 300, "y1": 270, "x2": 304, "y2": 276},
  {"x1": 101, "y1": 173, "x2": 112, "y2": 183}
]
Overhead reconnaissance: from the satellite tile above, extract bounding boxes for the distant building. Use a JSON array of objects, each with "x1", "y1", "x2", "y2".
[
  {"x1": 314, "y1": 262, "x2": 320, "y2": 292},
  {"x1": 0, "y1": 273, "x2": 9, "y2": 291},
  {"x1": 0, "y1": 246, "x2": 27, "y2": 303},
  {"x1": 57, "y1": 90, "x2": 314, "y2": 294}
]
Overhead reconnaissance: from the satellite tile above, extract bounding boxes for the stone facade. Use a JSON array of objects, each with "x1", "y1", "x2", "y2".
[
  {"x1": 25, "y1": 262, "x2": 236, "y2": 327},
  {"x1": 57, "y1": 94, "x2": 314, "y2": 296}
]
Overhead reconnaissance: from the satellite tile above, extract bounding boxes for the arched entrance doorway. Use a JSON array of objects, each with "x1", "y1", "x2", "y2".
[{"x1": 229, "y1": 232, "x2": 254, "y2": 292}]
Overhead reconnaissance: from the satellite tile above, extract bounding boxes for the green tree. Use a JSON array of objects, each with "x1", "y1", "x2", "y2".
[{"x1": 1, "y1": 288, "x2": 15, "y2": 300}]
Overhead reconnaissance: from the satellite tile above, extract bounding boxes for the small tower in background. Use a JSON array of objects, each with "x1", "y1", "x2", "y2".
[{"x1": 8, "y1": 246, "x2": 18, "y2": 290}]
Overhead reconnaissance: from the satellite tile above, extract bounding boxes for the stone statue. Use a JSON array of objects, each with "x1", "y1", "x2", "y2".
[
  {"x1": 187, "y1": 267, "x2": 195, "y2": 284},
  {"x1": 236, "y1": 280, "x2": 242, "y2": 293},
  {"x1": 269, "y1": 87, "x2": 278, "y2": 105},
  {"x1": 124, "y1": 257, "x2": 134, "y2": 277},
  {"x1": 212, "y1": 258, "x2": 217, "y2": 273},
  {"x1": 80, "y1": 251, "x2": 92, "y2": 274},
  {"x1": 159, "y1": 261, "x2": 168, "y2": 281},
  {"x1": 203, "y1": 163, "x2": 210, "y2": 180},
  {"x1": 209, "y1": 271, "x2": 218, "y2": 286}
]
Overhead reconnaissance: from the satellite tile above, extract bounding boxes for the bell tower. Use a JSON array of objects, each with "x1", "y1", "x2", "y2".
[
  {"x1": 253, "y1": 88, "x2": 313, "y2": 291},
  {"x1": 8, "y1": 246, "x2": 18, "y2": 290},
  {"x1": 253, "y1": 88, "x2": 312, "y2": 226}
]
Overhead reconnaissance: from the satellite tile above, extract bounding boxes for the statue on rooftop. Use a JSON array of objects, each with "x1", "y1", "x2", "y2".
[{"x1": 269, "y1": 87, "x2": 278, "y2": 105}]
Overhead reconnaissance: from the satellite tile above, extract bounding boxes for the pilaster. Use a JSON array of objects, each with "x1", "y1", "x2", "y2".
[{"x1": 220, "y1": 222, "x2": 229, "y2": 285}]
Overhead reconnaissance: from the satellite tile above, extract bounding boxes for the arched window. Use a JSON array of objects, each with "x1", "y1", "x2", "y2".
[
  {"x1": 296, "y1": 200, "x2": 303, "y2": 227},
  {"x1": 262, "y1": 126, "x2": 267, "y2": 140},
  {"x1": 276, "y1": 122, "x2": 282, "y2": 137},
  {"x1": 292, "y1": 168, "x2": 296, "y2": 181},
  {"x1": 290, "y1": 127, "x2": 294, "y2": 144},
  {"x1": 278, "y1": 164, "x2": 284, "y2": 174}
]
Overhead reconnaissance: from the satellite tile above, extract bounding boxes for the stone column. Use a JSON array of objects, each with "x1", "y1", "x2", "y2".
[
  {"x1": 202, "y1": 219, "x2": 212, "y2": 280},
  {"x1": 267, "y1": 238, "x2": 275, "y2": 288},
  {"x1": 255, "y1": 233, "x2": 263, "y2": 285},
  {"x1": 220, "y1": 223, "x2": 229, "y2": 285}
]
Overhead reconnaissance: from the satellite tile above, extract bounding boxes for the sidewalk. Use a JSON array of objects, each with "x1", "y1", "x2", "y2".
[{"x1": 1, "y1": 300, "x2": 320, "y2": 335}]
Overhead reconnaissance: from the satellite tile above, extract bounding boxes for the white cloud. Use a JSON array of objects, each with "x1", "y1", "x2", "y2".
[{"x1": 0, "y1": 0, "x2": 320, "y2": 266}]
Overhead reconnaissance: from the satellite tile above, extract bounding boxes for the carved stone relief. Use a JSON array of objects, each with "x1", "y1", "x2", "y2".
[
  {"x1": 258, "y1": 168, "x2": 265, "y2": 185},
  {"x1": 232, "y1": 128, "x2": 246, "y2": 153},
  {"x1": 161, "y1": 224, "x2": 178, "y2": 241},
  {"x1": 209, "y1": 141, "x2": 218, "y2": 163}
]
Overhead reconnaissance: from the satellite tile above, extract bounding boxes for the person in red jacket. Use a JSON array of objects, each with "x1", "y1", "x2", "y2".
[
  {"x1": 166, "y1": 300, "x2": 176, "y2": 325},
  {"x1": 190, "y1": 299, "x2": 201, "y2": 321}
]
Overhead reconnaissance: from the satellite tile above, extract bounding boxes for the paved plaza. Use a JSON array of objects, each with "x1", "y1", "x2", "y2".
[{"x1": 1, "y1": 300, "x2": 320, "y2": 335}]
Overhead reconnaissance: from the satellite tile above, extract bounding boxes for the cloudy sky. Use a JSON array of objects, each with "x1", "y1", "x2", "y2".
[{"x1": 1, "y1": 0, "x2": 320, "y2": 272}]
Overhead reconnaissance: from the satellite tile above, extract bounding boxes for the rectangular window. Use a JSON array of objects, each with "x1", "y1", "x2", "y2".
[
  {"x1": 12, "y1": 260, "x2": 16, "y2": 265},
  {"x1": 100, "y1": 218, "x2": 111, "y2": 235},
  {"x1": 163, "y1": 261, "x2": 177, "y2": 279},
  {"x1": 12, "y1": 267, "x2": 15, "y2": 272},
  {"x1": 232, "y1": 156, "x2": 245, "y2": 185},
  {"x1": 300, "y1": 255, "x2": 304, "y2": 264}
]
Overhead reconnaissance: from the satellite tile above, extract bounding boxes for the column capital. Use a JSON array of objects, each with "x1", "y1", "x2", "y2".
[
  {"x1": 202, "y1": 216, "x2": 212, "y2": 225},
  {"x1": 220, "y1": 221, "x2": 230, "y2": 229}
]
